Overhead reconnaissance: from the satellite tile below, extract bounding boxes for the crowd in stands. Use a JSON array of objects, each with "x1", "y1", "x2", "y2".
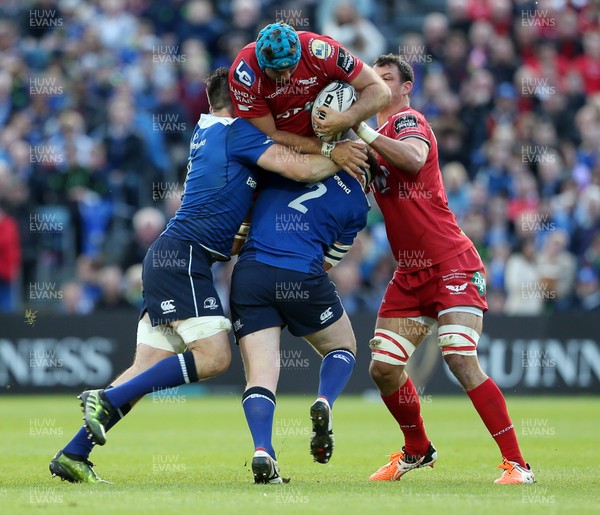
[{"x1": 0, "y1": 0, "x2": 599, "y2": 317}]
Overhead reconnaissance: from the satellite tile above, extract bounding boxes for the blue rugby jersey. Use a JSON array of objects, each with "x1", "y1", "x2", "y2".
[
  {"x1": 163, "y1": 114, "x2": 273, "y2": 259},
  {"x1": 239, "y1": 172, "x2": 369, "y2": 274}
]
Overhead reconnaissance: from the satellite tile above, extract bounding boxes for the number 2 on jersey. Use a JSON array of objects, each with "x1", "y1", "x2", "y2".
[{"x1": 288, "y1": 182, "x2": 327, "y2": 214}]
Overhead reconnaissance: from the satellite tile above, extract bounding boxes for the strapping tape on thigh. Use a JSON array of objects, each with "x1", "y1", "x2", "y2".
[
  {"x1": 137, "y1": 319, "x2": 186, "y2": 354},
  {"x1": 438, "y1": 324, "x2": 479, "y2": 356},
  {"x1": 176, "y1": 316, "x2": 232, "y2": 345},
  {"x1": 369, "y1": 328, "x2": 416, "y2": 366}
]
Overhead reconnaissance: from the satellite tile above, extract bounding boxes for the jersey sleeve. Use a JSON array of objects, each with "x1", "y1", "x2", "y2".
[
  {"x1": 229, "y1": 52, "x2": 270, "y2": 119},
  {"x1": 228, "y1": 119, "x2": 275, "y2": 165},
  {"x1": 315, "y1": 34, "x2": 364, "y2": 82},
  {"x1": 385, "y1": 111, "x2": 431, "y2": 148},
  {"x1": 336, "y1": 201, "x2": 369, "y2": 246}
]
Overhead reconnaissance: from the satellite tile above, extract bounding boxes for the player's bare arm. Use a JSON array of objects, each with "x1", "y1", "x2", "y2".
[
  {"x1": 368, "y1": 135, "x2": 429, "y2": 175},
  {"x1": 313, "y1": 66, "x2": 390, "y2": 139},
  {"x1": 258, "y1": 144, "x2": 341, "y2": 182},
  {"x1": 248, "y1": 112, "x2": 368, "y2": 175}
]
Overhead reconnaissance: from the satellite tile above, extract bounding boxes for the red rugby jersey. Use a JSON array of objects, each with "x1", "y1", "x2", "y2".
[
  {"x1": 372, "y1": 107, "x2": 473, "y2": 272},
  {"x1": 229, "y1": 31, "x2": 363, "y2": 136}
]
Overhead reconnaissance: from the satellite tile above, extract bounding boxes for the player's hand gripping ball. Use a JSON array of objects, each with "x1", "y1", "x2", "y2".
[{"x1": 311, "y1": 81, "x2": 357, "y2": 142}]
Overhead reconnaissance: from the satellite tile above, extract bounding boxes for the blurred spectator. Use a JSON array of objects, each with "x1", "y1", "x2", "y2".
[
  {"x1": 447, "y1": 0, "x2": 471, "y2": 33},
  {"x1": 177, "y1": 39, "x2": 210, "y2": 126},
  {"x1": 488, "y1": 36, "x2": 518, "y2": 85},
  {"x1": 119, "y1": 207, "x2": 165, "y2": 270},
  {"x1": 60, "y1": 280, "x2": 93, "y2": 315},
  {"x1": 467, "y1": 20, "x2": 493, "y2": 71},
  {"x1": 442, "y1": 162, "x2": 471, "y2": 222},
  {"x1": 316, "y1": 0, "x2": 375, "y2": 33},
  {"x1": 94, "y1": 96, "x2": 148, "y2": 211},
  {"x1": 178, "y1": 0, "x2": 225, "y2": 55},
  {"x1": 537, "y1": 230, "x2": 577, "y2": 310},
  {"x1": 423, "y1": 12, "x2": 449, "y2": 63},
  {"x1": 575, "y1": 267, "x2": 600, "y2": 311},
  {"x1": 124, "y1": 263, "x2": 143, "y2": 309},
  {"x1": 573, "y1": 30, "x2": 600, "y2": 95},
  {"x1": 321, "y1": 2, "x2": 386, "y2": 64},
  {"x1": 443, "y1": 31, "x2": 469, "y2": 92},
  {"x1": 504, "y1": 238, "x2": 543, "y2": 315},
  {"x1": 95, "y1": 265, "x2": 132, "y2": 311},
  {"x1": 95, "y1": 0, "x2": 138, "y2": 51},
  {"x1": 461, "y1": 69, "x2": 494, "y2": 169}
]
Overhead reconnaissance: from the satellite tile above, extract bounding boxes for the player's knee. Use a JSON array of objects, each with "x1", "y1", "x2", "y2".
[
  {"x1": 207, "y1": 347, "x2": 231, "y2": 377},
  {"x1": 443, "y1": 353, "x2": 469, "y2": 376},
  {"x1": 190, "y1": 342, "x2": 231, "y2": 379},
  {"x1": 443, "y1": 354, "x2": 485, "y2": 390},
  {"x1": 369, "y1": 359, "x2": 400, "y2": 387}
]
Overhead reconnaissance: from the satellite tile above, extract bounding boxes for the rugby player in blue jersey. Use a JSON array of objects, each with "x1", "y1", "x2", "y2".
[
  {"x1": 49, "y1": 68, "x2": 356, "y2": 483},
  {"x1": 230, "y1": 160, "x2": 374, "y2": 483}
]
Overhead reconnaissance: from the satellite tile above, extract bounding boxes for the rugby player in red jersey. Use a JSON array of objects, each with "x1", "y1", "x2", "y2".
[
  {"x1": 229, "y1": 22, "x2": 390, "y2": 174},
  {"x1": 354, "y1": 54, "x2": 535, "y2": 485}
]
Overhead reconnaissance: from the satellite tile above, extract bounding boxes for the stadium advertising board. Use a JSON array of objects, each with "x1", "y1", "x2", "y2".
[{"x1": 0, "y1": 313, "x2": 598, "y2": 394}]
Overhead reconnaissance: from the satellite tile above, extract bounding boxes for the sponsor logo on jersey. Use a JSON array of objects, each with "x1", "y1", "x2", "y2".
[
  {"x1": 394, "y1": 114, "x2": 419, "y2": 133},
  {"x1": 246, "y1": 176, "x2": 257, "y2": 189},
  {"x1": 320, "y1": 307, "x2": 334, "y2": 323},
  {"x1": 471, "y1": 271, "x2": 487, "y2": 296},
  {"x1": 276, "y1": 105, "x2": 306, "y2": 120},
  {"x1": 203, "y1": 297, "x2": 218, "y2": 310},
  {"x1": 445, "y1": 283, "x2": 468, "y2": 294},
  {"x1": 190, "y1": 135, "x2": 206, "y2": 150},
  {"x1": 234, "y1": 59, "x2": 255, "y2": 88},
  {"x1": 232, "y1": 88, "x2": 256, "y2": 104},
  {"x1": 297, "y1": 76, "x2": 318, "y2": 85},
  {"x1": 333, "y1": 174, "x2": 351, "y2": 194},
  {"x1": 442, "y1": 270, "x2": 467, "y2": 282},
  {"x1": 161, "y1": 299, "x2": 176, "y2": 314},
  {"x1": 309, "y1": 38, "x2": 333, "y2": 60},
  {"x1": 237, "y1": 104, "x2": 252, "y2": 111},
  {"x1": 336, "y1": 47, "x2": 356, "y2": 74}
]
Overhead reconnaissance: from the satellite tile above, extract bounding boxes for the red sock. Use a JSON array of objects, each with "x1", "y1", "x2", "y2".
[
  {"x1": 467, "y1": 378, "x2": 526, "y2": 467},
  {"x1": 381, "y1": 377, "x2": 430, "y2": 456}
]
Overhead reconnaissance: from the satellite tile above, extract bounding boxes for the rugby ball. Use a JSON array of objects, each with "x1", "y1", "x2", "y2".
[{"x1": 311, "y1": 81, "x2": 357, "y2": 142}]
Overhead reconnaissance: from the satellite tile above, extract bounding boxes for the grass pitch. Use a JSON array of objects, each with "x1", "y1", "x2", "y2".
[{"x1": 1, "y1": 394, "x2": 598, "y2": 514}]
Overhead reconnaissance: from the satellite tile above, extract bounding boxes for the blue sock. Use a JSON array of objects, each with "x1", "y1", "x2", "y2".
[
  {"x1": 104, "y1": 351, "x2": 198, "y2": 410},
  {"x1": 63, "y1": 402, "x2": 132, "y2": 459},
  {"x1": 242, "y1": 387, "x2": 276, "y2": 460},
  {"x1": 317, "y1": 349, "x2": 355, "y2": 407}
]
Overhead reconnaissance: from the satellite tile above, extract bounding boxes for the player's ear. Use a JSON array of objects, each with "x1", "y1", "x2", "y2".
[{"x1": 402, "y1": 80, "x2": 413, "y2": 96}]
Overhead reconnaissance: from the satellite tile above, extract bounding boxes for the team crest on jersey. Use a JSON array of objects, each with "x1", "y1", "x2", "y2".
[
  {"x1": 309, "y1": 38, "x2": 333, "y2": 60},
  {"x1": 234, "y1": 59, "x2": 255, "y2": 88},
  {"x1": 336, "y1": 47, "x2": 356, "y2": 73},
  {"x1": 394, "y1": 114, "x2": 418, "y2": 133},
  {"x1": 445, "y1": 283, "x2": 468, "y2": 294},
  {"x1": 203, "y1": 297, "x2": 218, "y2": 310}
]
